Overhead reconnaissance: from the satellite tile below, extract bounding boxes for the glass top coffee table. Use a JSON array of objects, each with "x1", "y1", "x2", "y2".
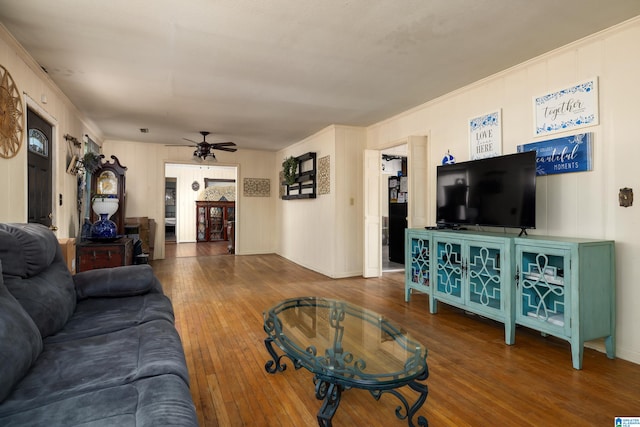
[{"x1": 263, "y1": 297, "x2": 429, "y2": 427}]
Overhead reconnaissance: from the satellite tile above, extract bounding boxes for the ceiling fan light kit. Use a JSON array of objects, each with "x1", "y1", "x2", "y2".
[
  {"x1": 167, "y1": 131, "x2": 237, "y2": 161},
  {"x1": 193, "y1": 149, "x2": 216, "y2": 162}
]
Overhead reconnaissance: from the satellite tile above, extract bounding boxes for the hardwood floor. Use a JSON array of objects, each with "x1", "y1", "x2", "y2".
[
  {"x1": 150, "y1": 254, "x2": 640, "y2": 426},
  {"x1": 164, "y1": 241, "x2": 231, "y2": 258}
]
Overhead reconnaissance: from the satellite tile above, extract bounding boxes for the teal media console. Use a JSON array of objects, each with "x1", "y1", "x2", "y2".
[{"x1": 405, "y1": 228, "x2": 615, "y2": 369}]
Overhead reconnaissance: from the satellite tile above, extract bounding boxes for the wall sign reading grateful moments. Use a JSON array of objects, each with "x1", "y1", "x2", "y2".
[
  {"x1": 533, "y1": 77, "x2": 599, "y2": 137},
  {"x1": 517, "y1": 132, "x2": 593, "y2": 176}
]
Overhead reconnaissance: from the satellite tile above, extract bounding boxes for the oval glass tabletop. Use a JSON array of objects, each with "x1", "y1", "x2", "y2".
[{"x1": 263, "y1": 296, "x2": 428, "y2": 389}]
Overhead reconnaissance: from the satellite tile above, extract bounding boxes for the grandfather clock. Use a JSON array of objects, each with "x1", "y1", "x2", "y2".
[{"x1": 90, "y1": 155, "x2": 127, "y2": 234}]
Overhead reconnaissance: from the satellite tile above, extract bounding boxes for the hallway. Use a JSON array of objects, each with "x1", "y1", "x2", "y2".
[{"x1": 382, "y1": 243, "x2": 404, "y2": 272}]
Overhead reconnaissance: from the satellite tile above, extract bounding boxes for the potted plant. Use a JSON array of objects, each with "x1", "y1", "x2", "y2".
[{"x1": 81, "y1": 152, "x2": 103, "y2": 174}]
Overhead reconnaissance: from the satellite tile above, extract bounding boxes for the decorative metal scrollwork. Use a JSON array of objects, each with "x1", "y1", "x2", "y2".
[
  {"x1": 411, "y1": 238, "x2": 430, "y2": 286},
  {"x1": 468, "y1": 246, "x2": 501, "y2": 306},
  {"x1": 370, "y1": 368, "x2": 429, "y2": 427},
  {"x1": 521, "y1": 253, "x2": 565, "y2": 322},
  {"x1": 437, "y1": 242, "x2": 462, "y2": 296},
  {"x1": 263, "y1": 297, "x2": 430, "y2": 426},
  {"x1": 0, "y1": 65, "x2": 24, "y2": 159},
  {"x1": 315, "y1": 379, "x2": 342, "y2": 427},
  {"x1": 264, "y1": 315, "x2": 303, "y2": 373}
]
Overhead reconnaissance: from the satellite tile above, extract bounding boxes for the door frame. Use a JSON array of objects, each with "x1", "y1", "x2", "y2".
[
  {"x1": 24, "y1": 94, "x2": 58, "y2": 226},
  {"x1": 363, "y1": 135, "x2": 429, "y2": 277},
  {"x1": 162, "y1": 162, "x2": 239, "y2": 257}
]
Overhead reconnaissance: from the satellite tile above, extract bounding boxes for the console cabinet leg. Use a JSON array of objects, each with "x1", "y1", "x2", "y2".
[
  {"x1": 605, "y1": 335, "x2": 616, "y2": 359},
  {"x1": 505, "y1": 322, "x2": 515, "y2": 346},
  {"x1": 571, "y1": 338, "x2": 584, "y2": 370}
]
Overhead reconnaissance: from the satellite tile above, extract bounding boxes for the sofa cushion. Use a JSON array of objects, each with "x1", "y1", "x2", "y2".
[
  {"x1": 0, "y1": 260, "x2": 43, "y2": 403},
  {"x1": 0, "y1": 224, "x2": 76, "y2": 338},
  {"x1": 44, "y1": 293, "x2": 175, "y2": 344},
  {"x1": 2, "y1": 252, "x2": 76, "y2": 338},
  {"x1": 0, "y1": 223, "x2": 58, "y2": 278},
  {"x1": 0, "y1": 374, "x2": 197, "y2": 426},
  {"x1": 74, "y1": 264, "x2": 162, "y2": 300},
  {"x1": 0, "y1": 319, "x2": 190, "y2": 416}
]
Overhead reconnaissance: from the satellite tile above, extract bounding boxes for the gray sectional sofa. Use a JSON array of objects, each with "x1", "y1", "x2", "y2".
[{"x1": 0, "y1": 223, "x2": 197, "y2": 426}]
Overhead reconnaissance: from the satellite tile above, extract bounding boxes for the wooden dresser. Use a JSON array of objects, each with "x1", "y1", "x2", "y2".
[{"x1": 76, "y1": 238, "x2": 133, "y2": 273}]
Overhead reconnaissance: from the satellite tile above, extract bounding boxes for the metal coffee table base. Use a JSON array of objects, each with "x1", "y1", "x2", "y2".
[{"x1": 264, "y1": 337, "x2": 429, "y2": 427}]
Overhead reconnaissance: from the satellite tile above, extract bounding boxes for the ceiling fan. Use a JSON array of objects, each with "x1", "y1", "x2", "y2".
[{"x1": 168, "y1": 131, "x2": 237, "y2": 161}]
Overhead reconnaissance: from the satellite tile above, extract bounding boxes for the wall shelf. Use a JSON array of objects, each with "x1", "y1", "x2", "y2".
[{"x1": 282, "y1": 152, "x2": 317, "y2": 200}]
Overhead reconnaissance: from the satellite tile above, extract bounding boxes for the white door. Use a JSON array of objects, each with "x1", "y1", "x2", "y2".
[{"x1": 363, "y1": 149, "x2": 381, "y2": 277}]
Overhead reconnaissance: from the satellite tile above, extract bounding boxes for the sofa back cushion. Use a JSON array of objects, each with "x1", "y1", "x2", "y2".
[
  {"x1": 0, "y1": 223, "x2": 57, "y2": 278},
  {"x1": 0, "y1": 260, "x2": 43, "y2": 402},
  {"x1": 0, "y1": 223, "x2": 76, "y2": 337}
]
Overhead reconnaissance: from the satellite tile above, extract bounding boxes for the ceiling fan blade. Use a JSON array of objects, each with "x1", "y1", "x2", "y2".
[
  {"x1": 211, "y1": 141, "x2": 236, "y2": 147},
  {"x1": 214, "y1": 146, "x2": 238, "y2": 152},
  {"x1": 165, "y1": 143, "x2": 197, "y2": 147},
  {"x1": 182, "y1": 137, "x2": 199, "y2": 144}
]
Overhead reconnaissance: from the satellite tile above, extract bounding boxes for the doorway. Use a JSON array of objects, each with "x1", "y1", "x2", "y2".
[
  {"x1": 381, "y1": 146, "x2": 407, "y2": 272},
  {"x1": 363, "y1": 136, "x2": 428, "y2": 278},
  {"x1": 27, "y1": 108, "x2": 53, "y2": 228},
  {"x1": 164, "y1": 178, "x2": 177, "y2": 243},
  {"x1": 164, "y1": 163, "x2": 238, "y2": 258}
]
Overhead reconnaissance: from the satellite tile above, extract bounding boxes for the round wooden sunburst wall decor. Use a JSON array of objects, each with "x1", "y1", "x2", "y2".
[{"x1": 0, "y1": 65, "x2": 24, "y2": 159}]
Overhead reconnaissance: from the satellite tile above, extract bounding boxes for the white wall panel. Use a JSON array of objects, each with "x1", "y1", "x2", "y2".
[{"x1": 365, "y1": 18, "x2": 640, "y2": 364}]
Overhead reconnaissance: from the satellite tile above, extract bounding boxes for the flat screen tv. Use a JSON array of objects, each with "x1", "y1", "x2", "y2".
[{"x1": 436, "y1": 151, "x2": 537, "y2": 231}]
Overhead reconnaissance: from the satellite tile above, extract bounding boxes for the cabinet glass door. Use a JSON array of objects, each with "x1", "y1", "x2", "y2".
[
  {"x1": 197, "y1": 206, "x2": 206, "y2": 241},
  {"x1": 227, "y1": 206, "x2": 235, "y2": 221},
  {"x1": 434, "y1": 239, "x2": 463, "y2": 303},
  {"x1": 209, "y1": 206, "x2": 224, "y2": 240},
  {"x1": 516, "y1": 246, "x2": 570, "y2": 335},
  {"x1": 409, "y1": 236, "x2": 430, "y2": 290},
  {"x1": 466, "y1": 243, "x2": 503, "y2": 312}
]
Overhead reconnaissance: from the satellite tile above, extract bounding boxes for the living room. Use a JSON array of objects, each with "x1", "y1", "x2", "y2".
[{"x1": 2, "y1": 3, "x2": 640, "y2": 425}]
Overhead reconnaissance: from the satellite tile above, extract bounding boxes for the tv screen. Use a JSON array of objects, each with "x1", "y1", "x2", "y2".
[{"x1": 436, "y1": 151, "x2": 537, "y2": 230}]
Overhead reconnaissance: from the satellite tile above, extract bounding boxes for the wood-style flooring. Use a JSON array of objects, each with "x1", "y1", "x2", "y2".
[
  {"x1": 151, "y1": 253, "x2": 640, "y2": 426},
  {"x1": 164, "y1": 241, "x2": 231, "y2": 258}
]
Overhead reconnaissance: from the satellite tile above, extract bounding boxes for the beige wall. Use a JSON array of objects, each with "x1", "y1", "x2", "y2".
[
  {"x1": 366, "y1": 18, "x2": 640, "y2": 364},
  {"x1": 2, "y1": 16, "x2": 640, "y2": 364},
  {"x1": 334, "y1": 126, "x2": 366, "y2": 276},
  {"x1": 103, "y1": 140, "x2": 277, "y2": 258},
  {"x1": 276, "y1": 125, "x2": 365, "y2": 278},
  {"x1": 0, "y1": 25, "x2": 102, "y2": 236},
  {"x1": 165, "y1": 163, "x2": 236, "y2": 243}
]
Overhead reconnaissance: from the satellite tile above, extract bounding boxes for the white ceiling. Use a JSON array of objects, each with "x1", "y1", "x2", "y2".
[{"x1": 1, "y1": 1, "x2": 639, "y2": 151}]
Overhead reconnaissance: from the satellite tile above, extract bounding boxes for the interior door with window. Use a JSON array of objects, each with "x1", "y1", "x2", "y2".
[{"x1": 27, "y1": 108, "x2": 53, "y2": 228}]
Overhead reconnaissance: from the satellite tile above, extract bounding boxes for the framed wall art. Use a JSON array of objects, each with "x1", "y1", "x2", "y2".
[
  {"x1": 517, "y1": 132, "x2": 593, "y2": 176},
  {"x1": 533, "y1": 77, "x2": 599, "y2": 137},
  {"x1": 243, "y1": 178, "x2": 270, "y2": 197},
  {"x1": 318, "y1": 155, "x2": 330, "y2": 195},
  {"x1": 469, "y1": 109, "x2": 502, "y2": 160}
]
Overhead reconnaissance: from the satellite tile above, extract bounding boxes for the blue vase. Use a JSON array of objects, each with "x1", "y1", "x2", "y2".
[{"x1": 90, "y1": 213, "x2": 117, "y2": 239}]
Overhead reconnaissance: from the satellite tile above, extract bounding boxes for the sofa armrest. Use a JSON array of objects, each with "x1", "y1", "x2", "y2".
[{"x1": 74, "y1": 264, "x2": 163, "y2": 300}]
